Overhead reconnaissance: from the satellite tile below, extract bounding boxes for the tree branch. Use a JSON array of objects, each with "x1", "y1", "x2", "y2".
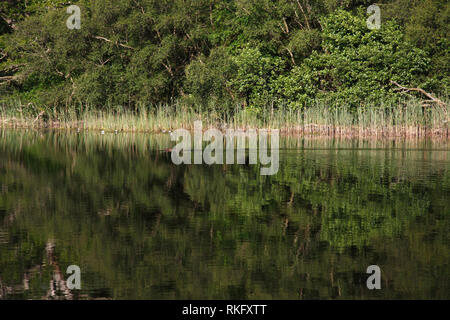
[
  {"x1": 94, "y1": 36, "x2": 135, "y2": 50},
  {"x1": 390, "y1": 80, "x2": 447, "y2": 109}
]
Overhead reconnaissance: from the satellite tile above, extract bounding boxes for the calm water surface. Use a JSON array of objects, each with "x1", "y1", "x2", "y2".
[{"x1": 0, "y1": 130, "x2": 448, "y2": 299}]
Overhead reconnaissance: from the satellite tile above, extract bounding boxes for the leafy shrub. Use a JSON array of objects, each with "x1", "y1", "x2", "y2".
[{"x1": 275, "y1": 9, "x2": 431, "y2": 110}]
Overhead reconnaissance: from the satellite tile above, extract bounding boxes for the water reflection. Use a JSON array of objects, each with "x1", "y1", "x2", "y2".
[{"x1": 0, "y1": 130, "x2": 448, "y2": 299}]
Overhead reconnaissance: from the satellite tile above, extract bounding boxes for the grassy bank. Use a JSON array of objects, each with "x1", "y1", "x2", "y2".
[{"x1": 0, "y1": 99, "x2": 448, "y2": 137}]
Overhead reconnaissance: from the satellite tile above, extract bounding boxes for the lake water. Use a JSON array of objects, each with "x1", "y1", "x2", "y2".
[{"x1": 0, "y1": 130, "x2": 448, "y2": 299}]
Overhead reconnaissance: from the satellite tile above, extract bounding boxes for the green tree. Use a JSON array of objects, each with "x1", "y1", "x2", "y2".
[{"x1": 275, "y1": 9, "x2": 431, "y2": 109}]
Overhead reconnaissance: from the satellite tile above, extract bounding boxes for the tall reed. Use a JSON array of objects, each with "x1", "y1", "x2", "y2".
[{"x1": 0, "y1": 99, "x2": 448, "y2": 137}]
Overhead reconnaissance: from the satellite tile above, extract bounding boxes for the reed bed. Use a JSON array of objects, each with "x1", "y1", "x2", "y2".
[{"x1": 0, "y1": 99, "x2": 448, "y2": 137}]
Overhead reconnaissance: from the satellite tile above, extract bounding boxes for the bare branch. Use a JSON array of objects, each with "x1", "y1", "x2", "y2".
[
  {"x1": 94, "y1": 36, "x2": 135, "y2": 50},
  {"x1": 390, "y1": 80, "x2": 447, "y2": 109},
  {"x1": 295, "y1": 0, "x2": 310, "y2": 30}
]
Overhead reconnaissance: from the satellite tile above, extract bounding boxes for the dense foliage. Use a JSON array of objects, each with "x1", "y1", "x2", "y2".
[{"x1": 0, "y1": 0, "x2": 448, "y2": 114}]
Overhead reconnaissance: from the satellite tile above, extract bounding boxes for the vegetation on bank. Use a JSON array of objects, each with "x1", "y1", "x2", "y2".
[
  {"x1": 0, "y1": 1, "x2": 448, "y2": 131},
  {"x1": 1, "y1": 99, "x2": 448, "y2": 137}
]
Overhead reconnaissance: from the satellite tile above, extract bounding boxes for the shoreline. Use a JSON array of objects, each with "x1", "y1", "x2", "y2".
[
  {"x1": 1, "y1": 98, "x2": 448, "y2": 138},
  {"x1": 1, "y1": 118, "x2": 448, "y2": 138}
]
